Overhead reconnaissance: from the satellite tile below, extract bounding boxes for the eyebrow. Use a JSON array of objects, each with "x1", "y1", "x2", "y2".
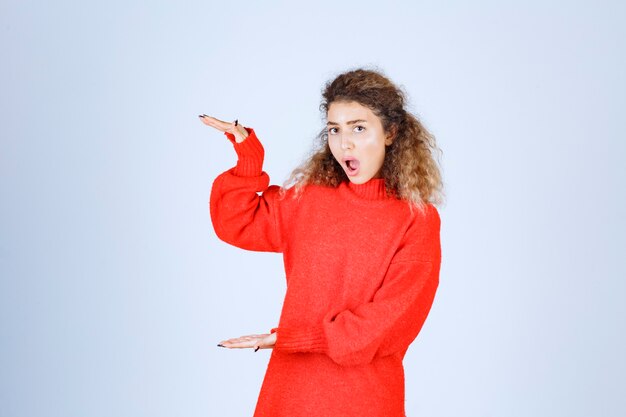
[{"x1": 326, "y1": 119, "x2": 368, "y2": 126}]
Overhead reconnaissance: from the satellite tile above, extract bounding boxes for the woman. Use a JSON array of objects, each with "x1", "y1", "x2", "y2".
[{"x1": 200, "y1": 67, "x2": 444, "y2": 417}]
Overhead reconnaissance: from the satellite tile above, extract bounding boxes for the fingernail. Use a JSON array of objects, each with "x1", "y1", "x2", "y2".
[
  {"x1": 217, "y1": 344, "x2": 225, "y2": 347},
  {"x1": 234, "y1": 119, "x2": 238, "y2": 126},
  {"x1": 254, "y1": 346, "x2": 260, "y2": 352},
  {"x1": 199, "y1": 115, "x2": 204, "y2": 118}
]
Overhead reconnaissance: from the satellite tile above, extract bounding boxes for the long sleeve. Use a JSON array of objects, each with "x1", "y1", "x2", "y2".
[
  {"x1": 271, "y1": 204, "x2": 441, "y2": 366},
  {"x1": 209, "y1": 127, "x2": 285, "y2": 252}
]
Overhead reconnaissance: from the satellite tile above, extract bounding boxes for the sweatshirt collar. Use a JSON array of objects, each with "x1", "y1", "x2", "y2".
[{"x1": 344, "y1": 178, "x2": 388, "y2": 200}]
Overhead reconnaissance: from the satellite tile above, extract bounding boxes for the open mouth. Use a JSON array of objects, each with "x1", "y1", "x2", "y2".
[{"x1": 343, "y1": 157, "x2": 360, "y2": 176}]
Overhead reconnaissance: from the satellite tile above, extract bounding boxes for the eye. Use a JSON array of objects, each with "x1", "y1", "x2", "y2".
[
  {"x1": 354, "y1": 125, "x2": 365, "y2": 132},
  {"x1": 328, "y1": 127, "x2": 338, "y2": 134}
]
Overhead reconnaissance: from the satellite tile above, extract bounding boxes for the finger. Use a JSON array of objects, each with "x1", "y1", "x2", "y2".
[
  {"x1": 198, "y1": 115, "x2": 233, "y2": 132},
  {"x1": 219, "y1": 337, "x2": 248, "y2": 344},
  {"x1": 199, "y1": 115, "x2": 227, "y2": 130},
  {"x1": 219, "y1": 335, "x2": 261, "y2": 346},
  {"x1": 198, "y1": 115, "x2": 220, "y2": 129},
  {"x1": 217, "y1": 333, "x2": 270, "y2": 347},
  {"x1": 230, "y1": 334, "x2": 267, "y2": 340},
  {"x1": 230, "y1": 336, "x2": 258, "y2": 342},
  {"x1": 221, "y1": 339, "x2": 257, "y2": 349},
  {"x1": 199, "y1": 114, "x2": 228, "y2": 126}
]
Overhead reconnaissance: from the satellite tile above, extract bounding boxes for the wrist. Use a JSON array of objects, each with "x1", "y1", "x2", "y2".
[
  {"x1": 224, "y1": 126, "x2": 251, "y2": 144},
  {"x1": 225, "y1": 127, "x2": 264, "y2": 176}
]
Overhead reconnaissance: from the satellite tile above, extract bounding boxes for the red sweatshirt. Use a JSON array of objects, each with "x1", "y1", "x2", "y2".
[{"x1": 210, "y1": 127, "x2": 441, "y2": 417}]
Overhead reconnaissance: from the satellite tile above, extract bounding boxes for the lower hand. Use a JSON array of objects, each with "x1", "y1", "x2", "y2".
[{"x1": 218, "y1": 332, "x2": 277, "y2": 351}]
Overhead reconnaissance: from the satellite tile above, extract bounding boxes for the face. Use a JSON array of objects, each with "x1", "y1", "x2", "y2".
[{"x1": 327, "y1": 100, "x2": 394, "y2": 184}]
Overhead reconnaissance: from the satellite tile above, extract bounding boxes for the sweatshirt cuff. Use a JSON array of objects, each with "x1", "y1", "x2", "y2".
[
  {"x1": 224, "y1": 127, "x2": 264, "y2": 177},
  {"x1": 273, "y1": 325, "x2": 328, "y2": 354}
]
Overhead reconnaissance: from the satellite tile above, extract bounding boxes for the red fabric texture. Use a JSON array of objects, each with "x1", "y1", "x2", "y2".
[{"x1": 210, "y1": 127, "x2": 442, "y2": 417}]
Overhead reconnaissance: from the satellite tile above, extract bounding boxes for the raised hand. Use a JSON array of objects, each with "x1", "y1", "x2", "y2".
[
  {"x1": 218, "y1": 332, "x2": 277, "y2": 352},
  {"x1": 198, "y1": 114, "x2": 249, "y2": 143}
]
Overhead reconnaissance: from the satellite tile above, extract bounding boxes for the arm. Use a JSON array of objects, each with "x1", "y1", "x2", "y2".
[
  {"x1": 209, "y1": 127, "x2": 284, "y2": 253},
  {"x1": 271, "y1": 205, "x2": 442, "y2": 366}
]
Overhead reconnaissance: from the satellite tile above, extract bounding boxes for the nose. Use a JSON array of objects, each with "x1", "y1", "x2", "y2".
[{"x1": 340, "y1": 134, "x2": 354, "y2": 150}]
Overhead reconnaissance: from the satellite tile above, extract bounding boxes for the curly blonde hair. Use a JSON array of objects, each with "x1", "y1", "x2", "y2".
[{"x1": 281, "y1": 67, "x2": 445, "y2": 212}]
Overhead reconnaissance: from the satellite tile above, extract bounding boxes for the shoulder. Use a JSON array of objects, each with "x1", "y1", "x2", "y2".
[
  {"x1": 412, "y1": 203, "x2": 440, "y2": 242},
  {"x1": 393, "y1": 202, "x2": 441, "y2": 263},
  {"x1": 409, "y1": 202, "x2": 440, "y2": 228}
]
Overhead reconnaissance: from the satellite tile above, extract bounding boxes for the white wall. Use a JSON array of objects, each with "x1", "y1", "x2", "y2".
[{"x1": 1, "y1": 1, "x2": 624, "y2": 416}]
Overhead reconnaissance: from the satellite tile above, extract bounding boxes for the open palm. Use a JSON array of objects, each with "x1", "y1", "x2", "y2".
[{"x1": 218, "y1": 332, "x2": 277, "y2": 351}]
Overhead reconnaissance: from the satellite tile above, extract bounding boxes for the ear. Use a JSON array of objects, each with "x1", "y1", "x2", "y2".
[{"x1": 385, "y1": 125, "x2": 397, "y2": 146}]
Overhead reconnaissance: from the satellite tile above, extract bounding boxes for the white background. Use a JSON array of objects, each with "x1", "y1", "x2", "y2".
[{"x1": 1, "y1": 1, "x2": 625, "y2": 416}]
